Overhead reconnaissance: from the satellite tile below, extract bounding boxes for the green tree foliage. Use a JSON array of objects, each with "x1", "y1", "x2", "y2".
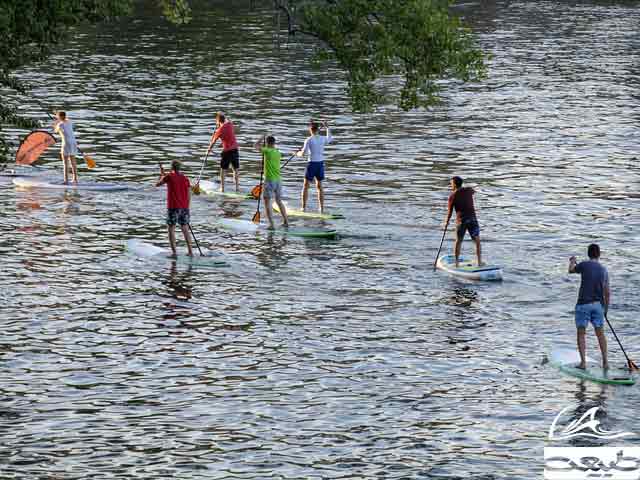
[
  {"x1": 0, "y1": 0, "x2": 130, "y2": 165},
  {"x1": 277, "y1": 0, "x2": 486, "y2": 111},
  {"x1": 0, "y1": 0, "x2": 486, "y2": 163}
]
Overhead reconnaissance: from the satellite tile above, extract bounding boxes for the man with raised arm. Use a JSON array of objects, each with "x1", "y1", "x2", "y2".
[
  {"x1": 444, "y1": 176, "x2": 483, "y2": 267},
  {"x1": 156, "y1": 160, "x2": 194, "y2": 258},
  {"x1": 296, "y1": 120, "x2": 332, "y2": 214},
  {"x1": 569, "y1": 244, "x2": 610, "y2": 370},
  {"x1": 208, "y1": 112, "x2": 240, "y2": 192}
]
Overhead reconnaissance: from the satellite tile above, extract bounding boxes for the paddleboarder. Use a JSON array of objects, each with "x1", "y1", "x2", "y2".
[
  {"x1": 444, "y1": 176, "x2": 483, "y2": 267},
  {"x1": 295, "y1": 120, "x2": 332, "y2": 214},
  {"x1": 254, "y1": 135, "x2": 289, "y2": 230},
  {"x1": 52, "y1": 111, "x2": 78, "y2": 184},
  {"x1": 156, "y1": 160, "x2": 194, "y2": 258},
  {"x1": 207, "y1": 112, "x2": 240, "y2": 193},
  {"x1": 569, "y1": 244, "x2": 610, "y2": 370}
]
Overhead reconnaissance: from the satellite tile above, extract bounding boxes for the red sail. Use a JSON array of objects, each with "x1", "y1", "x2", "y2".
[{"x1": 15, "y1": 131, "x2": 56, "y2": 165}]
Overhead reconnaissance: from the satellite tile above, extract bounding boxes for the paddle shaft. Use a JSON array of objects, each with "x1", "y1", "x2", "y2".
[
  {"x1": 252, "y1": 138, "x2": 266, "y2": 223},
  {"x1": 197, "y1": 148, "x2": 210, "y2": 184},
  {"x1": 433, "y1": 219, "x2": 450, "y2": 270},
  {"x1": 604, "y1": 312, "x2": 637, "y2": 369},
  {"x1": 188, "y1": 224, "x2": 204, "y2": 256}
]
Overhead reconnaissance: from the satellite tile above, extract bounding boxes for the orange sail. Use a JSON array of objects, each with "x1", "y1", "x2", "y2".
[{"x1": 15, "y1": 131, "x2": 56, "y2": 165}]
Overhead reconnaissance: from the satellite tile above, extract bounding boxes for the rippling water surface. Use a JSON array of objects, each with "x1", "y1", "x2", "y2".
[{"x1": 2, "y1": 1, "x2": 640, "y2": 478}]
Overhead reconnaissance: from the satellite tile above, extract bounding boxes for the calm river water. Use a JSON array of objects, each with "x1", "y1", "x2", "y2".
[{"x1": 2, "y1": 1, "x2": 640, "y2": 478}]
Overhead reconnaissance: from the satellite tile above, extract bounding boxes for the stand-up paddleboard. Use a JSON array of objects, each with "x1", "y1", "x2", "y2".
[
  {"x1": 198, "y1": 180, "x2": 254, "y2": 200},
  {"x1": 550, "y1": 348, "x2": 635, "y2": 385},
  {"x1": 13, "y1": 177, "x2": 127, "y2": 191},
  {"x1": 272, "y1": 201, "x2": 345, "y2": 220},
  {"x1": 436, "y1": 255, "x2": 502, "y2": 281},
  {"x1": 126, "y1": 239, "x2": 228, "y2": 267},
  {"x1": 218, "y1": 218, "x2": 338, "y2": 239}
]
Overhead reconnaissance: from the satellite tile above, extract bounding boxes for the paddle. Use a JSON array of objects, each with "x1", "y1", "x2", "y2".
[
  {"x1": 250, "y1": 151, "x2": 295, "y2": 200},
  {"x1": 604, "y1": 312, "x2": 639, "y2": 372},
  {"x1": 252, "y1": 138, "x2": 266, "y2": 224},
  {"x1": 188, "y1": 224, "x2": 204, "y2": 256},
  {"x1": 191, "y1": 147, "x2": 211, "y2": 195},
  {"x1": 433, "y1": 219, "x2": 450, "y2": 271}
]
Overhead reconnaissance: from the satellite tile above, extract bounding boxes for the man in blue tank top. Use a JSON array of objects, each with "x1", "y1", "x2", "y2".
[{"x1": 568, "y1": 243, "x2": 610, "y2": 370}]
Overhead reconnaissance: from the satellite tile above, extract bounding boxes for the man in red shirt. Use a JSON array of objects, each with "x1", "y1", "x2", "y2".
[
  {"x1": 207, "y1": 112, "x2": 240, "y2": 192},
  {"x1": 156, "y1": 160, "x2": 193, "y2": 257},
  {"x1": 444, "y1": 176, "x2": 483, "y2": 267}
]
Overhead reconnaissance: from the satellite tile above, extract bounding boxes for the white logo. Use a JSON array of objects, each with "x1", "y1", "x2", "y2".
[{"x1": 549, "y1": 405, "x2": 634, "y2": 441}]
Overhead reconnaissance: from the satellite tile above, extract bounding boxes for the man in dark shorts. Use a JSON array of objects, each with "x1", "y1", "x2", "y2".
[
  {"x1": 208, "y1": 112, "x2": 240, "y2": 192},
  {"x1": 156, "y1": 160, "x2": 193, "y2": 257},
  {"x1": 444, "y1": 176, "x2": 482, "y2": 267},
  {"x1": 569, "y1": 244, "x2": 610, "y2": 370}
]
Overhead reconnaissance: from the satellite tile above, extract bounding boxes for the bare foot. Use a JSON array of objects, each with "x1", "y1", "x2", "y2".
[
  {"x1": 576, "y1": 363, "x2": 587, "y2": 370},
  {"x1": 267, "y1": 224, "x2": 276, "y2": 231},
  {"x1": 186, "y1": 252, "x2": 194, "y2": 257},
  {"x1": 602, "y1": 362, "x2": 609, "y2": 370},
  {"x1": 282, "y1": 222, "x2": 289, "y2": 229},
  {"x1": 477, "y1": 261, "x2": 486, "y2": 267},
  {"x1": 168, "y1": 253, "x2": 178, "y2": 259}
]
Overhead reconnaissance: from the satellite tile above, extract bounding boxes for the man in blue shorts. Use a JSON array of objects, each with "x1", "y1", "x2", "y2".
[
  {"x1": 444, "y1": 176, "x2": 482, "y2": 267},
  {"x1": 295, "y1": 120, "x2": 332, "y2": 213},
  {"x1": 569, "y1": 244, "x2": 610, "y2": 370}
]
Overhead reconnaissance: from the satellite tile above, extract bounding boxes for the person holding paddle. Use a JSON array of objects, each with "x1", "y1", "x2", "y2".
[
  {"x1": 444, "y1": 176, "x2": 483, "y2": 267},
  {"x1": 569, "y1": 244, "x2": 610, "y2": 370},
  {"x1": 254, "y1": 135, "x2": 289, "y2": 230},
  {"x1": 295, "y1": 120, "x2": 332, "y2": 214},
  {"x1": 156, "y1": 160, "x2": 194, "y2": 258},
  {"x1": 52, "y1": 111, "x2": 79, "y2": 184},
  {"x1": 207, "y1": 112, "x2": 240, "y2": 193}
]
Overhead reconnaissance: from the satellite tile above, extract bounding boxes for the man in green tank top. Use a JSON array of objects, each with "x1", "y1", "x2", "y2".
[{"x1": 254, "y1": 135, "x2": 289, "y2": 230}]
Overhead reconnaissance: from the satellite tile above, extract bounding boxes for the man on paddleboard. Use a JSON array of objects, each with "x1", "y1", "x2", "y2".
[
  {"x1": 156, "y1": 160, "x2": 194, "y2": 258},
  {"x1": 295, "y1": 120, "x2": 332, "y2": 214},
  {"x1": 569, "y1": 244, "x2": 610, "y2": 370},
  {"x1": 254, "y1": 135, "x2": 289, "y2": 230},
  {"x1": 444, "y1": 176, "x2": 483, "y2": 267},
  {"x1": 207, "y1": 112, "x2": 240, "y2": 193},
  {"x1": 52, "y1": 111, "x2": 79, "y2": 185}
]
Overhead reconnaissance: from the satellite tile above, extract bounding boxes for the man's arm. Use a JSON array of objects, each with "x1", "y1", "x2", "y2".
[
  {"x1": 444, "y1": 196, "x2": 454, "y2": 227},
  {"x1": 254, "y1": 136, "x2": 265, "y2": 153},
  {"x1": 296, "y1": 138, "x2": 310, "y2": 158},
  {"x1": 324, "y1": 121, "x2": 332, "y2": 143},
  {"x1": 568, "y1": 256, "x2": 578, "y2": 273},
  {"x1": 155, "y1": 164, "x2": 167, "y2": 187},
  {"x1": 603, "y1": 272, "x2": 610, "y2": 313}
]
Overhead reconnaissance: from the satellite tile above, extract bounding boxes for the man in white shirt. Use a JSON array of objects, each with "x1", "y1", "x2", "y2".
[{"x1": 296, "y1": 120, "x2": 332, "y2": 213}]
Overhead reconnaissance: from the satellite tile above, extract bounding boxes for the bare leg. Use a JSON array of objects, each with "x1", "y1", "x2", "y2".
[
  {"x1": 232, "y1": 167, "x2": 239, "y2": 192},
  {"x1": 180, "y1": 224, "x2": 193, "y2": 256},
  {"x1": 276, "y1": 196, "x2": 289, "y2": 227},
  {"x1": 61, "y1": 153, "x2": 69, "y2": 184},
  {"x1": 168, "y1": 225, "x2": 177, "y2": 257},
  {"x1": 70, "y1": 155, "x2": 78, "y2": 184},
  {"x1": 454, "y1": 237, "x2": 462, "y2": 267},
  {"x1": 474, "y1": 236, "x2": 483, "y2": 266},
  {"x1": 594, "y1": 326, "x2": 609, "y2": 369},
  {"x1": 264, "y1": 195, "x2": 275, "y2": 229},
  {"x1": 301, "y1": 178, "x2": 310, "y2": 211},
  {"x1": 316, "y1": 179, "x2": 324, "y2": 214},
  {"x1": 219, "y1": 169, "x2": 225, "y2": 192},
  {"x1": 577, "y1": 327, "x2": 587, "y2": 369}
]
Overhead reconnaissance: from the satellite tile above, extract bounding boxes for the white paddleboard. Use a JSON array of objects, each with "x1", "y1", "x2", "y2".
[
  {"x1": 13, "y1": 177, "x2": 127, "y2": 191},
  {"x1": 198, "y1": 180, "x2": 254, "y2": 200},
  {"x1": 125, "y1": 239, "x2": 228, "y2": 267},
  {"x1": 436, "y1": 254, "x2": 502, "y2": 281},
  {"x1": 218, "y1": 218, "x2": 338, "y2": 238},
  {"x1": 272, "y1": 201, "x2": 345, "y2": 220}
]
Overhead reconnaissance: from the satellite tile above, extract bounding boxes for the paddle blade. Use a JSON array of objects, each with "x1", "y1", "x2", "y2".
[
  {"x1": 252, "y1": 211, "x2": 261, "y2": 224},
  {"x1": 628, "y1": 360, "x2": 639, "y2": 372},
  {"x1": 84, "y1": 154, "x2": 96, "y2": 169},
  {"x1": 251, "y1": 184, "x2": 262, "y2": 200},
  {"x1": 191, "y1": 183, "x2": 201, "y2": 195}
]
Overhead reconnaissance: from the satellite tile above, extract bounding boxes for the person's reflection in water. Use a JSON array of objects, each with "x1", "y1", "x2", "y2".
[
  {"x1": 61, "y1": 191, "x2": 81, "y2": 216},
  {"x1": 447, "y1": 287, "x2": 479, "y2": 308},
  {"x1": 554, "y1": 383, "x2": 611, "y2": 447},
  {"x1": 253, "y1": 231, "x2": 289, "y2": 270},
  {"x1": 166, "y1": 261, "x2": 193, "y2": 301}
]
